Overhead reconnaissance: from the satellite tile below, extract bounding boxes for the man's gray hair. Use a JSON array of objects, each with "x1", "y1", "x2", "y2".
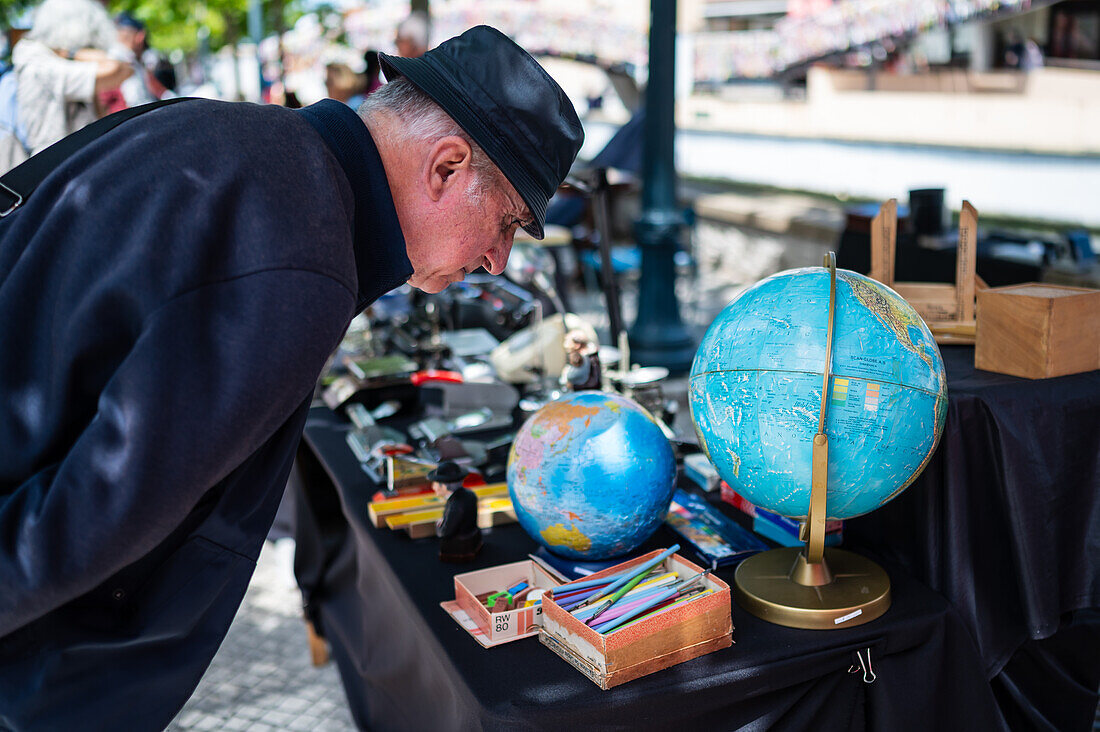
[
  {"x1": 360, "y1": 77, "x2": 503, "y2": 203},
  {"x1": 27, "y1": 0, "x2": 116, "y2": 53}
]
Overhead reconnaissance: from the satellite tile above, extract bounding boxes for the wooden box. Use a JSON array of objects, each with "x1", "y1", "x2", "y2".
[
  {"x1": 367, "y1": 482, "x2": 510, "y2": 529},
  {"x1": 441, "y1": 560, "x2": 562, "y2": 647},
  {"x1": 976, "y1": 283, "x2": 1100, "y2": 379},
  {"x1": 539, "y1": 550, "x2": 732, "y2": 689}
]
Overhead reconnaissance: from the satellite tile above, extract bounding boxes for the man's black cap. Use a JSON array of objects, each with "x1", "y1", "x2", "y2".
[
  {"x1": 428, "y1": 461, "x2": 468, "y2": 486},
  {"x1": 378, "y1": 25, "x2": 584, "y2": 239}
]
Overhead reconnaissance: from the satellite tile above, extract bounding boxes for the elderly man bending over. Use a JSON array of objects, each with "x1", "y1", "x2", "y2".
[{"x1": 0, "y1": 25, "x2": 582, "y2": 730}]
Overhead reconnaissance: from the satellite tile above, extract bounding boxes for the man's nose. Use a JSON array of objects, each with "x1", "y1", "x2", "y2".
[{"x1": 483, "y1": 235, "x2": 514, "y2": 275}]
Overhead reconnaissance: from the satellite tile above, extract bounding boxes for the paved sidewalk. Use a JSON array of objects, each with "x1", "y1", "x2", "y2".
[{"x1": 167, "y1": 539, "x2": 355, "y2": 731}]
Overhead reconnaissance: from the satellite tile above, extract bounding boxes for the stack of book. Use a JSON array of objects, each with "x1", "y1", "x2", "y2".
[
  {"x1": 663, "y1": 489, "x2": 768, "y2": 568},
  {"x1": 682, "y1": 453, "x2": 721, "y2": 492},
  {"x1": 719, "y1": 481, "x2": 843, "y2": 547},
  {"x1": 367, "y1": 481, "x2": 516, "y2": 538}
]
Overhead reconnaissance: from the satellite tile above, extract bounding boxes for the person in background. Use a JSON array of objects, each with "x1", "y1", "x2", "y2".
[
  {"x1": 152, "y1": 57, "x2": 178, "y2": 98},
  {"x1": 395, "y1": 11, "x2": 430, "y2": 58},
  {"x1": 1003, "y1": 30, "x2": 1026, "y2": 69},
  {"x1": 345, "y1": 50, "x2": 384, "y2": 111},
  {"x1": 0, "y1": 0, "x2": 130, "y2": 173},
  {"x1": 324, "y1": 60, "x2": 362, "y2": 107},
  {"x1": 560, "y1": 329, "x2": 602, "y2": 391},
  {"x1": 363, "y1": 49, "x2": 384, "y2": 96},
  {"x1": 0, "y1": 25, "x2": 581, "y2": 728},
  {"x1": 114, "y1": 12, "x2": 158, "y2": 107},
  {"x1": 1020, "y1": 37, "x2": 1044, "y2": 71}
]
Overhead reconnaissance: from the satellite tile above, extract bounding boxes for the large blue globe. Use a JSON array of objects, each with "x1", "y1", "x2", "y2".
[
  {"x1": 690, "y1": 266, "x2": 947, "y2": 520},
  {"x1": 507, "y1": 391, "x2": 676, "y2": 560}
]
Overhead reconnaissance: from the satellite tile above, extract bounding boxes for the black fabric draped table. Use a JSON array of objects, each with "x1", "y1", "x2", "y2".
[
  {"x1": 291, "y1": 406, "x2": 1002, "y2": 731},
  {"x1": 845, "y1": 346, "x2": 1100, "y2": 731}
]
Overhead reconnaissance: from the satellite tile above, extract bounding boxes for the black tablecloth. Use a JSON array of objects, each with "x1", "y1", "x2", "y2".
[
  {"x1": 845, "y1": 347, "x2": 1100, "y2": 729},
  {"x1": 292, "y1": 407, "x2": 1003, "y2": 732},
  {"x1": 846, "y1": 347, "x2": 1100, "y2": 672}
]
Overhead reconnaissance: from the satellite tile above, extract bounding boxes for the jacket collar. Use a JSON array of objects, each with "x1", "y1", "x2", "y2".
[{"x1": 296, "y1": 99, "x2": 412, "y2": 313}]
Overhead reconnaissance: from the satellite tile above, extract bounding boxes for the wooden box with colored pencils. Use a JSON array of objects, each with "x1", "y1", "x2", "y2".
[
  {"x1": 441, "y1": 560, "x2": 563, "y2": 648},
  {"x1": 539, "y1": 545, "x2": 732, "y2": 689}
]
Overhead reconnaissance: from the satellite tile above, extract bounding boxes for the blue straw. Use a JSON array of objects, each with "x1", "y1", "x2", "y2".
[
  {"x1": 593, "y1": 569, "x2": 712, "y2": 633},
  {"x1": 557, "y1": 586, "x2": 607, "y2": 611},
  {"x1": 593, "y1": 587, "x2": 679, "y2": 633},
  {"x1": 548, "y1": 571, "x2": 630, "y2": 596},
  {"x1": 571, "y1": 581, "x2": 677, "y2": 620},
  {"x1": 574, "y1": 544, "x2": 680, "y2": 609},
  {"x1": 559, "y1": 568, "x2": 668, "y2": 611}
]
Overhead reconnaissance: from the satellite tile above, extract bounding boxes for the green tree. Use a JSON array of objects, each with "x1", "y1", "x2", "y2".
[
  {"x1": 1, "y1": 1, "x2": 36, "y2": 32},
  {"x1": 109, "y1": 0, "x2": 303, "y2": 54}
]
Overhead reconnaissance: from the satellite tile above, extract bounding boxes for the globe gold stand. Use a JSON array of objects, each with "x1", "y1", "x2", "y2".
[{"x1": 733, "y1": 253, "x2": 892, "y2": 630}]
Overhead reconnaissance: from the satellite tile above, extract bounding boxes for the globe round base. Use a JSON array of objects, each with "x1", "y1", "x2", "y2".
[{"x1": 734, "y1": 547, "x2": 891, "y2": 630}]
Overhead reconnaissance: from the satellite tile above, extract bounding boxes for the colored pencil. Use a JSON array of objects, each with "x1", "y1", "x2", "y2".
[
  {"x1": 548, "y1": 571, "x2": 630, "y2": 596},
  {"x1": 580, "y1": 587, "x2": 677, "y2": 624},
  {"x1": 570, "y1": 575, "x2": 680, "y2": 620},
  {"x1": 553, "y1": 585, "x2": 607, "y2": 604},
  {"x1": 586, "y1": 568, "x2": 660, "y2": 624},
  {"x1": 593, "y1": 593, "x2": 688, "y2": 630},
  {"x1": 592, "y1": 570, "x2": 712, "y2": 634},
  {"x1": 558, "y1": 589, "x2": 607, "y2": 611},
  {"x1": 572, "y1": 544, "x2": 680, "y2": 610},
  {"x1": 598, "y1": 585, "x2": 708, "y2": 625},
  {"x1": 558, "y1": 569, "x2": 668, "y2": 611},
  {"x1": 572, "y1": 582, "x2": 676, "y2": 620},
  {"x1": 592, "y1": 586, "x2": 680, "y2": 633},
  {"x1": 611, "y1": 590, "x2": 714, "y2": 631}
]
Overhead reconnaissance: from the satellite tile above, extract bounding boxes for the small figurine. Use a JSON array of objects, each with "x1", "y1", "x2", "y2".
[
  {"x1": 560, "y1": 329, "x2": 601, "y2": 391},
  {"x1": 429, "y1": 461, "x2": 482, "y2": 562}
]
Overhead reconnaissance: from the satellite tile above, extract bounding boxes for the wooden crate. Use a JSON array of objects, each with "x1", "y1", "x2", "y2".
[
  {"x1": 870, "y1": 199, "x2": 985, "y2": 344},
  {"x1": 367, "y1": 482, "x2": 508, "y2": 528},
  {"x1": 442, "y1": 560, "x2": 562, "y2": 647},
  {"x1": 386, "y1": 497, "x2": 516, "y2": 539},
  {"x1": 539, "y1": 550, "x2": 732, "y2": 690},
  {"x1": 976, "y1": 283, "x2": 1100, "y2": 379}
]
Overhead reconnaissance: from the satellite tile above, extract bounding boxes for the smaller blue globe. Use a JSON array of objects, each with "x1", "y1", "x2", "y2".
[{"x1": 506, "y1": 391, "x2": 676, "y2": 560}]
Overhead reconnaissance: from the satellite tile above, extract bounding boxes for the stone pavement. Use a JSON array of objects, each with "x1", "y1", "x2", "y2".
[{"x1": 167, "y1": 539, "x2": 355, "y2": 731}]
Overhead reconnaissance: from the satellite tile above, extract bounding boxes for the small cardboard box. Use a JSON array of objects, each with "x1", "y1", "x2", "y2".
[
  {"x1": 441, "y1": 560, "x2": 562, "y2": 647},
  {"x1": 539, "y1": 550, "x2": 732, "y2": 689},
  {"x1": 976, "y1": 283, "x2": 1100, "y2": 379}
]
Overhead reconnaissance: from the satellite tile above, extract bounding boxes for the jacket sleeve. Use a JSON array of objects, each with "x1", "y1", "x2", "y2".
[{"x1": 0, "y1": 268, "x2": 353, "y2": 636}]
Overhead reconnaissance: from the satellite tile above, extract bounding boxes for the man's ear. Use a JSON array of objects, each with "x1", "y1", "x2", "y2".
[{"x1": 425, "y1": 136, "x2": 473, "y2": 202}]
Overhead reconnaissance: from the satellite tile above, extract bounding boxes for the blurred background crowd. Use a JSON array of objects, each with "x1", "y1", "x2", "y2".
[{"x1": 1, "y1": 0, "x2": 1098, "y2": 228}]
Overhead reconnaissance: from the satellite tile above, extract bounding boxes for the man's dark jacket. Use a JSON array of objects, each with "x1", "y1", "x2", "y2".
[{"x1": 0, "y1": 99, "x2": 412, "y2": 730}]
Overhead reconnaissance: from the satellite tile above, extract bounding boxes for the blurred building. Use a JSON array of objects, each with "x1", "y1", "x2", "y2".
[
  {"x1": 701, "y1": 0, "x2": 793, "y2": 32},
  {"x1": 257, "y1": 0, "x2": 1098, "y2": 226},
  {"x1": 689, "y1": 0, "x2": 1099, "y2": 83}
]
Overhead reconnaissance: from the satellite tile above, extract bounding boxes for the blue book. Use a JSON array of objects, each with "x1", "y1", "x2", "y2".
[
  {"x1": 753, "y1": 511, "x2": 843, "y2": 548},
  {"x1": 665, "y1": 489, "x2": 769, "y2": 568}
]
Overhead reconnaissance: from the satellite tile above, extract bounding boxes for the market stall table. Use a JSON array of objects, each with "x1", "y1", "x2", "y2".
[
  {"x1": 845, "y1": 345, "x2": 1100, "y2": 731},
  {"x1": 291, "y1": 406, "x2": 1002, "y2": 731}
]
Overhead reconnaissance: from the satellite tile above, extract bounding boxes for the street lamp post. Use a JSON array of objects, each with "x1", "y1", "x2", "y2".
[
  {"x1": 628, "y1": 0, "x2": 695, "y2": 372},
  {"x1": 248, "y1": 0, "x2": 264, "y2": 102}
]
